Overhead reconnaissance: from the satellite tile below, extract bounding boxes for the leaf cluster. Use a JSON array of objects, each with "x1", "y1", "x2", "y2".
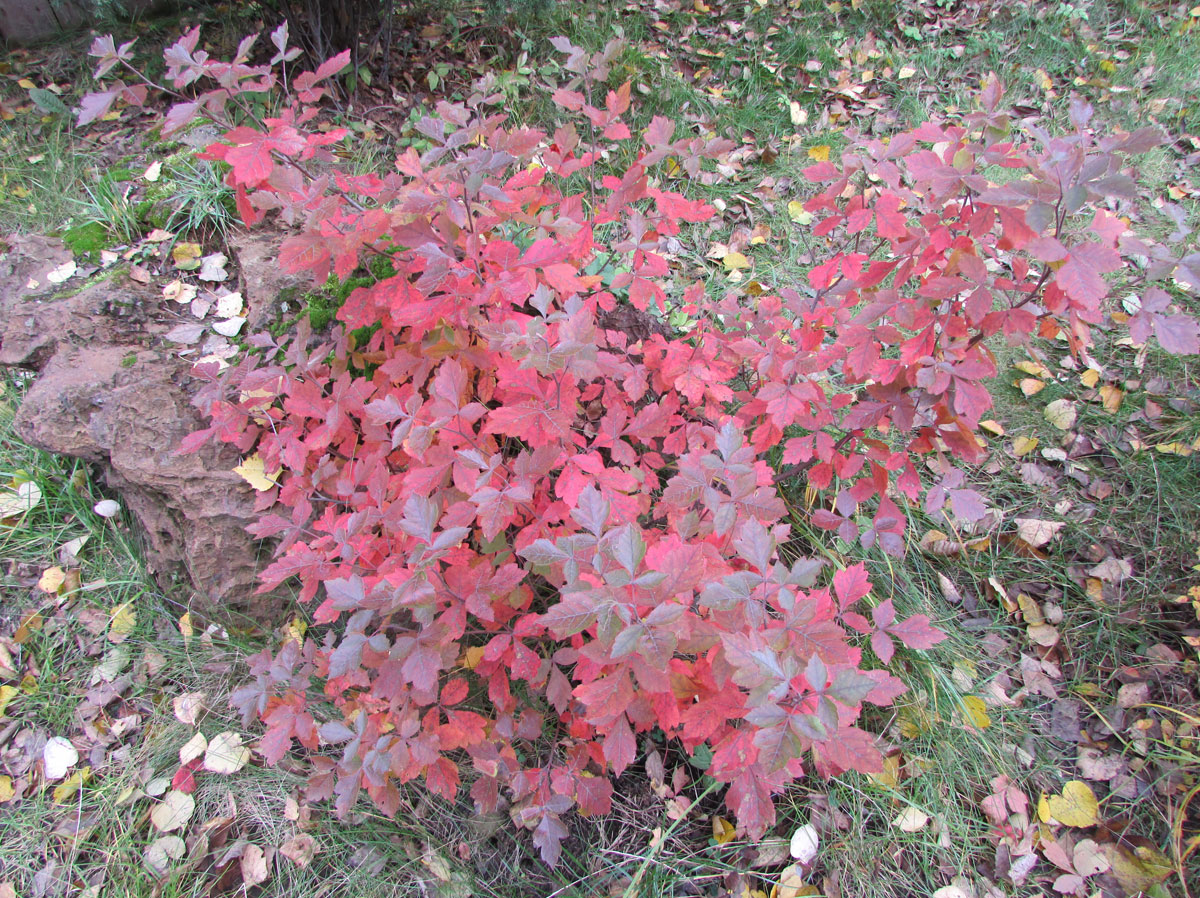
[{"x1": 80, "y1": 28, "x2": 1199, "y2": 863}]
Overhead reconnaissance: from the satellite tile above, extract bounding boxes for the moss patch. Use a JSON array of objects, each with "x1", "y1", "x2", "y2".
[{"x1": 61, "y1": 222, "x2": 112, "y2": 258}]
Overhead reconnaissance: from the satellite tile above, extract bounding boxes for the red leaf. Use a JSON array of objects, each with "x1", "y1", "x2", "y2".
[{"x1": 833, "y1": 564, "x2": 871, "y2": 609}]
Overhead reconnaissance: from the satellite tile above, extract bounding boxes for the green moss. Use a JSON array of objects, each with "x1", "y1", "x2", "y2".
[
  {"x1": 61, "y1": 222, "x2": 112, "y2": 257},
  {"x1": 120, "y1": 353, "x2": 137, "y2": 369}
]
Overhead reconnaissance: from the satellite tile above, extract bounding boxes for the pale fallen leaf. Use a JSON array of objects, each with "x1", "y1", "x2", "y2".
[
  {"x1": 789, "y1": 822, "x2": 819, "y2": 863},
  {"x1": 198, "y1": 252, "x2": 229, "y2": 282},
  {"x1": 892, "y1": 806, "x2": 930, "y2": 832},
  {"x1": 1089, "y1": 557, "x2": 1131, "y2": 583},
  {"x1": 1073, "y1": 838, "x2": 1110, "y2": 876},
  {"x1": 1044, "y1": 398, "x2": 1077, "y2": 430},
  {"x1": 43, "y1": 737, "x2": 78, "y2": 780},
  {"x1": 212, "y1": 316, "x2": 246, "y2": 337},
  {"x1": 0, "y1": 775, "x2": 13, "y2": 802},
  {"x1": 172, "y1": 691, "x2": 207, "y2": 726},
  {"x1": 279, "y1": 833, "x2": 317, "y2": 868},
  {"x1": 0, "y1": 480, "x2": 43, "y2": 517},
  {"x1": 89, "y1": 645, "x2": 130, "y2": 684},
  {"x1": 144, "y1": 835, "x2": 186, "y2": 876},
  {"x1": 93, "y1": 499, "x2": 120, "y2": 518},
  {"x1": 163, "y1": 280, "x2": 197, "y2": 304},
  {"x1": 144, "y1": 161, "x2": 162, "y2": 182},
  {"x1": 1014, "y1": 517, "x2": 1064, "y2": 548},
  {"x1": 150, "y1": 790, "x2": 195, "y2": 832},
  {"x1": 38, "y1": 566, "x2": 67, "y2": 593},
  {"x1": 164, "y1": 322, "x2": 205, "y2": 344},
  {"x1": 46, "y1": 260, "x2": 77, "y2": 284},
  {"x1": 241, "y1": 844, "x2": 270, "y2": 888},
  {"x1": 807, "y1": 144, "x2": 830, "y2": 162},
  {"x1": 179, "y1": 731, "x2": 207, "y2": 765},
  {"x1": 214, "y1": 292, "x2": 244, "y2": 318},
  {"x1": 204, "y1": 731, "x2": 250, "y2": 775}
]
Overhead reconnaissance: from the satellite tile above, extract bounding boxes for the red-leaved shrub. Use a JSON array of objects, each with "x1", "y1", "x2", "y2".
[{"x1": 83, "y1": 27, "x2": 1198, "y2": 862}]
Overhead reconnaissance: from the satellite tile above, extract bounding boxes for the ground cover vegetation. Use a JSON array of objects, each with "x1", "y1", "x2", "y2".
[{"x1": 0, "y1": 1, "x2": 1199, "y2": 897}]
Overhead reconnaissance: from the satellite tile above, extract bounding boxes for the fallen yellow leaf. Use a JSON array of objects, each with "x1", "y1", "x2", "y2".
[
  {"x1": 52, "y1": 766, "x2": 91, "y2": 804},
  {"x1": 37, "y1": 566, "x2": 66, "y2": 593},
  {"x1": 1047, "y1": 780, "x2": 1099, "y2": 827},
  {"x1": 172, "y1": 242, "x2": 203, "y2": 269},
  {"x1": 787, "y1": 200, "x2": 813, "y2": 225},
  {"x1": 0, "y1": 774, "x2": 13, "y2": 803},
  {"x1": 233, "y1": 453, "x2": 280, "y2": 492},
  {"x1": 1099, "y1": 384, "x2": 1122, "y2": 413},
  {"x1": 1014, "y1": 359, "x2": 1052, "y2": 378},
  {"x1": 108, "y1": 602, "x2": 136, "y2": 644},
  {"x1": 712, "y1": 815, "x2": 736, "y2": 845},
  {"x1": 722, "y1": 251, "x2": 751, "y2": 271},
  {"x1": 807, "y1": 145, "x2": 831, "y2": 162},
  {"x1": 1012, "y1": 436, "x2": 1039, "y2": 457},
  {"x1": 1044, "y1": 398, "x2": 1077, "y2": 430},
  {"x1": 1019, "y1": 378, "x2": 1045, "y2": 397},
  {"x1": 0, "y1": 685, "x2": 17, "y2": 717},
  {"x1": 962, "y1": 695, "x2": 991, "y2": 729}
]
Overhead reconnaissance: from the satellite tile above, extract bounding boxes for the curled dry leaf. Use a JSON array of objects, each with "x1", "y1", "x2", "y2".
[
  {"x1": 173, "y1": 691, "x2": 207, "y2": 726},
  {"x1": 279, "y1": 833, "x2": 317, "y2": 868},
  {"x1": 241, "y1": 844, "x2": 270, "y2": 888}
]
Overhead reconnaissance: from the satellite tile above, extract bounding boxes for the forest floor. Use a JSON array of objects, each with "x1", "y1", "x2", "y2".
[{"x1": 0, "y1": 1, "x2": 1198, "y2": 896}]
